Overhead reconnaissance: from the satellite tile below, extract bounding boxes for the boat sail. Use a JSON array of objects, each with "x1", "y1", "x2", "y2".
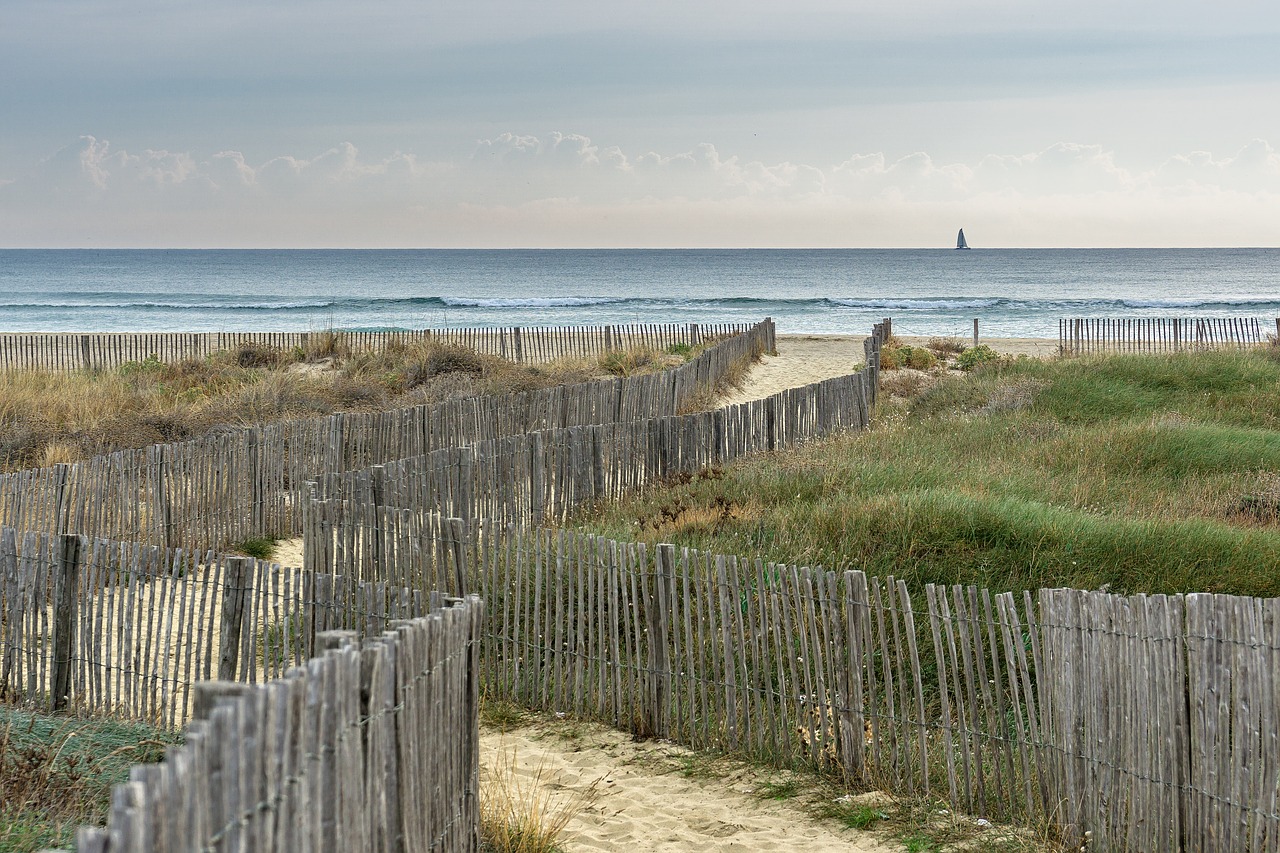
[{"x1": 956, "y1": 228, "x2": 971, "y2": 250}]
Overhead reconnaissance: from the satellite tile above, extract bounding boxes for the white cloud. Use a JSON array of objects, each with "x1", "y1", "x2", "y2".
[{"x1": 2, "y1": 134, "x2": 1279, "y2": 247}]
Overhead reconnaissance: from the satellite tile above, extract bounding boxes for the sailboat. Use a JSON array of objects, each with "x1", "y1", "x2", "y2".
[{"x1": 956, "y1": 228, "x2": 971, "y2": 250}]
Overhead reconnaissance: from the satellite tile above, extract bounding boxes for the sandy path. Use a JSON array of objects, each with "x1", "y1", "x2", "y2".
[
  {"x1": 482, "y1": 723, "x2": 895, "y2": 852},
  {"x1": 721, "y1": 333, "x2": 1057, "y2": 405},
  {"x1": 720, "y1": 336, "x2": 867, "y2": 406}
]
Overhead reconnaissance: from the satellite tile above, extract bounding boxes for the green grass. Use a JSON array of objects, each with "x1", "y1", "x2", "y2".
[
  {"x1": 1, "y1": 707, "x2": 180, "y2": 851},
  {"x1": 577, "y1": 348, "x2": 1280, "y2": 597},
  {"x1": 235, "y1": 535, "x2": 277, "y2": 560}
]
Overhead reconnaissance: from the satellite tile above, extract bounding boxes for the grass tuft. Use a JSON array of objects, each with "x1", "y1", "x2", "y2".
[
  {"x1": 235, "y1": 536, "x2": 277, "y2": 560},
  {"x1": 480, "y1": 747, "x2": 601, "y2": 853}
]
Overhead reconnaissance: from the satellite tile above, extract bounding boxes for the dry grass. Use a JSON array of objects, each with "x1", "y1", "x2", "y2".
[
  {"x1": 480, "y1": 746, "x2": 602, "y2": 853},
  {"x1": 0, "y1": 341, "x2": 600, "y2": 472},
  {"x1": 926, "y1": 336, "x2": 967, "y2": 356}
]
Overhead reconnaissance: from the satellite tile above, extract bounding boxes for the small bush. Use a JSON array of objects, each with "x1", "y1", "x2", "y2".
[
  {"x1": 955, "y1": 344, "x2": 999, "y2": 371},
  {"x1": 117, "y1": 355, "x2": 166, "y2": 378},
  {"x1": 232, "y1": 341, "x2": 286, "y2": 369},
  {"x1": 235, "y1": 536, "x2": 276, "y2": 560},
  {"x1": 927, "y1": 337, "x2": 967, "y2": 356},
  {"x1": 819, "y1": 797, "x2": 886, "y2": 830},
  {"x1": 881, "y1": 344, "x2": 937, "y2": 371}
]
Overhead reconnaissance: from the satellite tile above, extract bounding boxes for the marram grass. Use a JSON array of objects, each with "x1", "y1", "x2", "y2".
[{"x1": 578, "y1": 348, "x2": 1280, "y2": 597}]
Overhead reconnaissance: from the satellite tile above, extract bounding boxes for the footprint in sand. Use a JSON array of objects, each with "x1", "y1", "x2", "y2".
[{"x1": 689, "y1": 819, "x2": 744, "y2": 838}]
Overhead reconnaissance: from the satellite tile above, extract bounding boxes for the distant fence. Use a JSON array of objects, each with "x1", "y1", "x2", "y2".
[
  {"x1": 0, "y1": 320, "x2": 774, "y2": 550},
  {"x1": 76, "y1": 595, "x2": 483, "y2": 853},
  {"x1": 0, "y1": 322, "x2": 754, "y2": 372},
  {"x1": 1059, "y1": 316, "x2": 1276, "y2": 355},
  {"x1": 0, "y1": 526, "x2": 442, "y2": 726}
]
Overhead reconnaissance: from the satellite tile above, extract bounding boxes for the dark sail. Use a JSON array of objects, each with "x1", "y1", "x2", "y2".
[{"x1": 956, "y1": 229, "x2": 970, "y2": 250}]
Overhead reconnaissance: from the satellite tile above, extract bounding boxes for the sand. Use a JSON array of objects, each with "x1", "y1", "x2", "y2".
[
  {"x1": 719, "y1": 333, "x2": 1058, "y2": 405},
  {"x1": 482, "y1": 721, "x2": 895, "y2": 852}
]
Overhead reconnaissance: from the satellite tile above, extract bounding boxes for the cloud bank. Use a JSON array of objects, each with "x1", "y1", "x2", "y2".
[{"x1": 2, "y1": 134, "x2": 1278, "y2": 247}]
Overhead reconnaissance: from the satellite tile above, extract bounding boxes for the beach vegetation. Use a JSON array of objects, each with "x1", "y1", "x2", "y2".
[
  {"x1": 234, "y1": 535, "x2": 277, "y2": 560},
  {"x1": 954, "y1": 344, "x2": 1000, "y2": 371},
  {"x1": 480, "y1": 746, "x2": 602, "y2": 853},
  {"x1": 880, "y1": 340, "x2": 940, "y2": 372},
  {"x1": 0, "y1": 707, "x2": 178, "y2": 852},
  {"x1": 578, "y1": 348, "x2": 1280, "y2": 598},
  {"x1": 926, "y1": 337, "x2": 967, "y2": 356},
  {"x1": 0, "y1": 340, "x2": 604, "y2": 472}
]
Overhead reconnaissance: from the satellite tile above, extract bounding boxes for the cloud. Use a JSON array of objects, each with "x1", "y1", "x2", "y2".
[{"x1": 2, "y1": 134, "x2": 1279, "y2": 247}]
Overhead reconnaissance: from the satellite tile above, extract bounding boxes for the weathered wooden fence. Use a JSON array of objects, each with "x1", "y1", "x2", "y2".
[
  {"x1": 0, "y1": 322, "x2": 754, "y2": 372},
  {"x1": 1059, "y1": 316, "x2": 1275, "y2": 355},
  {"x1": 0, "y1": 320, "x2": 774, "y2": 550},
  {"x1": 0, "y1": 526, "x2": 434, "y2": 726},
  {"x1": 307, "y1": 509, "x2": 1279, "y2": 853},
  {"x1": 75, "y1": 595, "x2": 483, "y2": 853},
  {"x1": 302, "y1": 368, "x2": 879, "y2": 582}
]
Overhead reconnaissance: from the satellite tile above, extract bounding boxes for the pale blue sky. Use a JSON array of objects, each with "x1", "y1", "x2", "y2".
[{"x1": 3, "y1": 0, "x2": 1279, "y2": 247}]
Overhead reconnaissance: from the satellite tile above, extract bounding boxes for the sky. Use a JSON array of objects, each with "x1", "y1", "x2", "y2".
[{"x1": 2, "y1": 0, "x2": 1279, "y2": 248}]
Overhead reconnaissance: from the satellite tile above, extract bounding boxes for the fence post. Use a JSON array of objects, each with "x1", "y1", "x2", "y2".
[
  {"x1": 448, "y1": 517, "x2": 469, "y2": 596},
  {"x1": 1275, "y1": 318, "x2": 1279, "y2": 341},
  {"x1": 218, "y1": 556, "x2": 253, "y2": 681},
  {"x1": 52, "y1": 463, "x2": 71, "y2": 536},
  {"x1": 973, "y1": 319, "x2": 979, "y2": 348},
  {"x1": 247, "y1": 429, "x2": 263, "y2": 533},
  {"x1": 192, "y1": 680, "x2": 250, "y2": 720},
  {"x1": 50, "y1": 533, "x2": 81, "y2": 711},
  {"x1": 316, "y1": 629, "x2": 358, "y2": 652},
  {"x1": 644, "y1": 544, "x2": 674, "y2": 738}
]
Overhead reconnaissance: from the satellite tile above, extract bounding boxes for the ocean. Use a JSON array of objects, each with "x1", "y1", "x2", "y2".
[{"x1": 2, "y1": 248, "x2": 1277, "y2": 339}]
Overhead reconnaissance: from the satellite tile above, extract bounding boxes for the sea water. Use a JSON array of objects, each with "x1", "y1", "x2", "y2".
[{"x1": 1, "y1": 248, "x2": 1277, "y2": 338}]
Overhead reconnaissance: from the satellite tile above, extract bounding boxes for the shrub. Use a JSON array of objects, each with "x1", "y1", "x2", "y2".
[
  {"x1": 927, "y1": 337, "x2": 967, "y2": 356},
  {"x1": 881, "y1": 343, "x2": 937, "y2": 371},
  {"x1": 232, "y1": 341, "x2": 285, "y2": 369},
  {"x1": 955, "y1": 344, "x2": 999, "y2": 371}
]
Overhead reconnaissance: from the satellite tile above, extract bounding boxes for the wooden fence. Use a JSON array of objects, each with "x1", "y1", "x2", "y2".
[
  {"x1": 0, "y1": 320, "x2": 774, "y2": 551},
  {"x1": 76, "y1": 595, "x2": 483, "y2": 853},
  {"x1": 1059, "y1": 316, "x2": 1276, "y2": 355},
  {"x1": 0, "y1": 526, "x2": 437, "y2": 727},
  {"x1": 301, "y1": 367, "x2": 880, "y2": 583},
  {"x1": 302, "y1": 508, "x2": 1280, "y2": 853},
  {"x1": 0, "y1": 322, "x2": 754, "y2": 372}
]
